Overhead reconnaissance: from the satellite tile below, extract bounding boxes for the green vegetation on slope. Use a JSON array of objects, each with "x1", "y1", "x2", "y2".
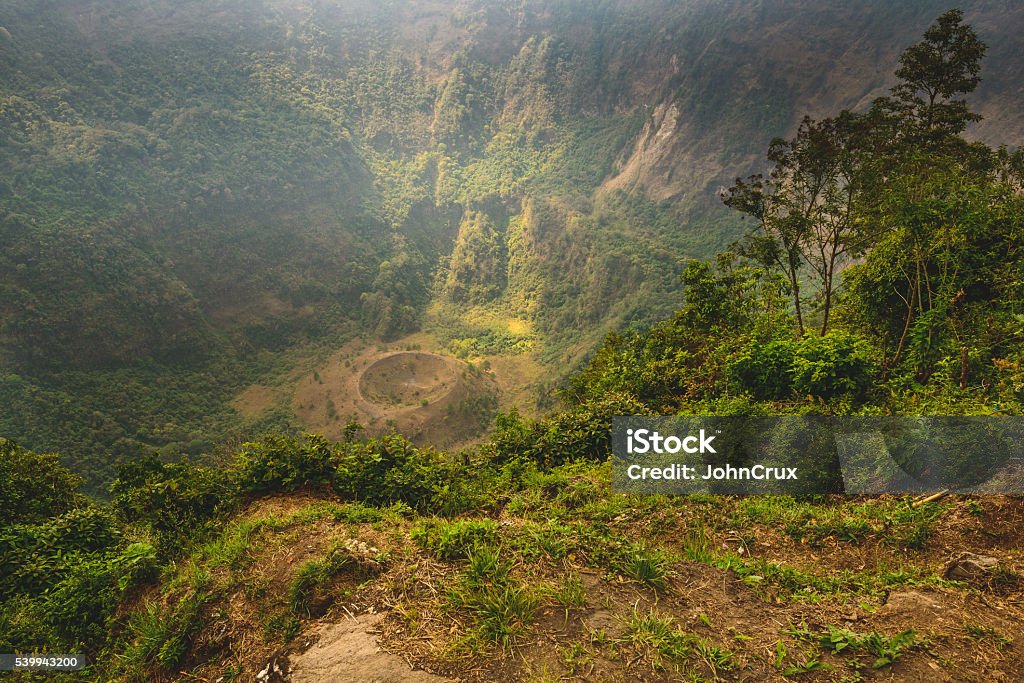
[
  {"x1": 8, "y1": 0, "x2": 1023, "y2": 492},
  {"x1": 1, "y1": 13, "x2": 1022, "y2": 680}
]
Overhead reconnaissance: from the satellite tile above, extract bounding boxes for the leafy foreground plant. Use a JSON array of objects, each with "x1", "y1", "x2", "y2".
[
  {"x1": 773, "y1": 639, "x2": 828, "y2": 676},
  {"x1": 818, "y1": 625, "x2": 919, "y2": 669}
]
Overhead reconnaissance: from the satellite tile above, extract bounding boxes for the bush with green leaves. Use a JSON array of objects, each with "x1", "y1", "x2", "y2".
[
  {"x1": 334, "y1": 434, "x2": 450, "y2": 510},
  {"x1": 0, "y1": 506, "x2": 121, "y2": 598},
  {"x1": 109, "y1": 455, "x2": 238, "y2": 550},
  {"x1": 42, "y1": 557, "x2": 123, "y2": 647},
  {"x1": 728, "y1": 332, "x2": 876, "y2": 401},
  {"x1": 235, "y1": 434, "x2": 337, "y2": 493},
  {"x1": 487, "y1": 393, "x2": 648, "y2": 467},
  {"x1": 728, "y1": 339, "x2": 799, "y2": 400},
  {"x1": 6, "y1": 540, "x2": 157, "y2": 651},
  {"x1": 790, "y1": 332, "x2": 877, "y2": 399},
  {"x1": 0, "y1": 595, "x2": 56, "y2": 654},
  {"x1": 0, "y1": 443, "x2": 158, "y2": 657},
  {"x1": 0, "y1": 439, "x2": 83, "y2": 525},
  {"x1": 0, "y1": 562, "x2": 105, "y2": 650}
]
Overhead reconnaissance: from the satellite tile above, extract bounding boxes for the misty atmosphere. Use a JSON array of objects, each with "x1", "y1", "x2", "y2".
[{"x1": 1, "y1": 1, "x2": 1023, "y2": 680}]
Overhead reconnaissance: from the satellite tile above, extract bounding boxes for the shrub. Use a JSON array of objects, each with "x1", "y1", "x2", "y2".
[
  {"x1": 791, "y1": 332, "x2": 876, "y2": 399},
  {"x1": 0, "y1": 506, "x2": 121, "y2": 598},
  {"x1": 110, "y1": 456, "x2": 237, "y2": 549},
  {"x1": 488, "y1": 393, "x2": 648, "y2": 467},
  {"x1": 728, "y1": 332, "x2": 877, "y2": 401},
  {"x1": 235, "y1": 434, "x2": 337, "y2": 493},
  {"x1": 0, "y1": 544, "x2": 153, "y2": 652},
  {"x1": 334, "y1": 434, "x2": 448, "y2": 510},
  {"x1": 0, "y1": 439, "x2": 82, "y2": 525},
  {"x1": 0, "y1": 595, "x2": 56, "y2": 652},
  {"x1": 43, "y1": 557, "x2": 121, "y2": 647},
  {"x1": 728, "y1": 339, "x2": 798, "y2": 400}
]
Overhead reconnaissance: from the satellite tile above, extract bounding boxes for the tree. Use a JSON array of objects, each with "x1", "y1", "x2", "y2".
[
  {"x1": 836, "y1": 11, "x2": 1004, "y2": 381},
  {"x1": 791, "y1": 113, "x2": 875, "y2": 335},
  {"x1": 722, "y1": 163, "x2": 809, "y2": 336},
  {"x1": 879, "y1": 8, "x2": 987, "y2": 143},
  {"x1": 725, "y1": 10, "x2": 989, "y2": 339},
  {"x1": 723, "y1": 114, "x2": 869, "y2": 335}
]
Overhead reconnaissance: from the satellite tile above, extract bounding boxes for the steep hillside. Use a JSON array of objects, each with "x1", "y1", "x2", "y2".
[
  {"x1": 3, "y1": 9, "x2": 1024, "y2": 682},
  {"x1": 2, "y1": 0, "x2": 1024, "y2": 489}
]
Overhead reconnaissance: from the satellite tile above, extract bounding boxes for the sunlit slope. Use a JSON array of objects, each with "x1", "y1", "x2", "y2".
[
  {"x1": 2, "y1": 0, "x2": 1023, "y2": 488},
  {"x1": 4, "y1": 0, "x2": 1023, "y2": 368}
]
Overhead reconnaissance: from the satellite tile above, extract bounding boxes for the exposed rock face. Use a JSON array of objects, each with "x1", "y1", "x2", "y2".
[
  {"x1": 605, "y1": 100, "x2": 689, "y2": 203},
  {"x1": 600, "y1": 1, "x2": 1024, "y2": 217},
  {"x1": 289, "y1": 613, "x2": 450, "y2": 683},
  {"x1": 943, "y1": 551, "x2": 1001, "y2": 581}
]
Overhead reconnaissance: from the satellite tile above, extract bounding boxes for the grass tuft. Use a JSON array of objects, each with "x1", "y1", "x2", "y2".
[
  {"x1": 411, "y1": 518, "x2": 499, "y2": 561},
  {"x1": 619, "y1": 542, "x2": 672, "y2": 590},
  {"x1": 288, "y1": 546, "x2": 352, "y2": 614},
  {"x1": 624, "y1": 609, "x2": 734, "y2": 675},
  {"x1": 472, "y1": 584, "x2": 539, "y2": 647}
]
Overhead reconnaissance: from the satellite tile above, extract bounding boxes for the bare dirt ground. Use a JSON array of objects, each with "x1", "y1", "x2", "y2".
[
  {"x1": 290, "y1": 338, "x2": 499, "y2": 448},
  {"x1": 232, "y1": 330, "x2": 547, "y2": 450},
  {"x1": 359, "y1": 352, "x2": 459, "y2": 407},
  {"x1": 149, "y1": 490, "x2": 1024, "y2": 683},
  {"x1": 232, "y1": 383, "x2": 285, "y2": 419},
  {"x1": 363, "y1": 498, "x2": 1024, "y2": 682}
]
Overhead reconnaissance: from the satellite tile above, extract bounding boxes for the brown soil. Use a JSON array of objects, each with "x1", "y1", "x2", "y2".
[
  {"x1": 231, "y1": 330, "x2": 546, "y2": 447},
  {"x1": 369, "y1": 551, "x2": 1023, "y2": 683},
  {"x1": 366, "y1": 496, "x2": 1024, "y2": 682},
  {"x1": 359, "y1": 352, "x2": 459, "y2": 407},
  {"x1": 232, "y1": 384, "x2": 284, "y2": 419},
  {"x1": 147, "y1": 492, "x2": 1024, "y2": 683},
  {"x1": 292, "y1": 339, "x2": 500, "y2": 449}
]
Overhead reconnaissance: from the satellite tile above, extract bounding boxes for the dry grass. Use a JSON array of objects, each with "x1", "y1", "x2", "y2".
[{"x1": 115, "y1": 481, "x2": 1024, "y2": 683}]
